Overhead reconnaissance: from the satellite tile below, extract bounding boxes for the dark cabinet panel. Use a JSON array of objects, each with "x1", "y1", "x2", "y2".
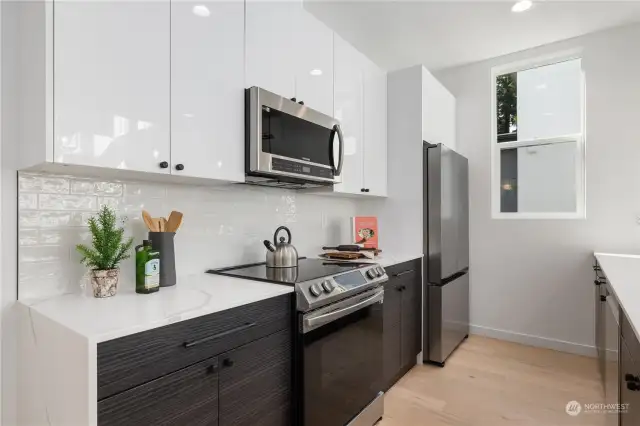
[
  {"x1": 401, "y1": 271, "x2": 421, "y2": 369},
  {"x1": 98, "y1": 294, "x2": 292, "y2": 399},
  {"x1": 620, "y1": 340, "x2": 640, "y2": 426},
  {"x1": 382, "y1": 258, "x2": 422, "y2": 390},
  {"x1": 219, "y1": 329, "x2": 292, "y2": 426},
  {"x1": 383, "y1": 279, "x2": 402, "y2": 389},
  {"x1": 98, "y1": 357, "x2": 219, "y2": 426}
]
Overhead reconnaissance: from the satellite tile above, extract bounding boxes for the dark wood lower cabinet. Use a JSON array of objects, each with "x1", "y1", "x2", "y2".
[
  {"x1": 219, "y1": 329, "x2": 292, "y2": 426},
  {"x1": 98, "y1": 294, "x2": 293, "y2": 426},
  {"x1": 98, "y1": 357, "x2": 220, "y2": 426},
  {"x1": 382, "y1": 259, "x2": 422, "y2": 390}
]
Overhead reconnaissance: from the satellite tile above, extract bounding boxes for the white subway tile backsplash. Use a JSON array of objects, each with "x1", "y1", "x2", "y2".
[
  {"x1": 19, "y1": 175, "x2": 70, "y2": 194},
  {"x1": 39, "y1": 194, "x2": 98, "y2": 211},
  {"x1": 18, "y1": 172, "x2": 359, "y2": 300}
]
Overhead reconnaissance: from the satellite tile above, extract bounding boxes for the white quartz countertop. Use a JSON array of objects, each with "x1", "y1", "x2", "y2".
[
  {"x1": 594, "y1": 253, "x2": 640, "y2": 340},
  {"x1": 19, "y1": 273, "x2": 294, "y2": 344}
]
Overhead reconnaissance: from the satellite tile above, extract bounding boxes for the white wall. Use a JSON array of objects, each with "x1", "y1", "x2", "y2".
[
  {"x1": 435, "y1": 23, "x2": 640, "y2": 355},
  {"x1": 2, "y1": 2, "x2": 19, "y2": 423}
]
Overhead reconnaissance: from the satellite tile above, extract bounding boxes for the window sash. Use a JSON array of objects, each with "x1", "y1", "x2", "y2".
[{"x1": 491, "y1": 56, "x2": 585, "y2": 219}]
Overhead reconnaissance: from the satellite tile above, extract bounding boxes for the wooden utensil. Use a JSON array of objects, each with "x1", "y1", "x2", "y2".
[
  {"x1": 154, "y1": 217, "x2": 165, "y2": 232},
  {"x1": 166, "y1": 211, "x2": 183, "y2": 233},
  {"x1": 142, "y1": 210, "x2": 156, "y2": 232}
]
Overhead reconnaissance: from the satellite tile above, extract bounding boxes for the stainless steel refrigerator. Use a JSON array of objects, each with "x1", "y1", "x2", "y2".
[{"x1": 423, "y1": 142, "x2": 470, "y2": 366}]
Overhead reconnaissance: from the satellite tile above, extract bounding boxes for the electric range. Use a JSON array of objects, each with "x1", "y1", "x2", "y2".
[{"x1": 207, "y1": 258, "x2": 388, "y2": 312}]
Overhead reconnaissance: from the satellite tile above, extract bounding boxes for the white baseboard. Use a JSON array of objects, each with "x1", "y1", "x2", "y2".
[{"x1": 470, "y1": 324, "x2": 597, "y2": 358}]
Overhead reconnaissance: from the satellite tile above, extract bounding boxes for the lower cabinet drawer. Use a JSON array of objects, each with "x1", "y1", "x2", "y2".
[
  {"x1": 385, "y1": 259, "x2": 421, "y2": 281},
  {"x1": 98, "y1": 294, "x2": 292, "y2": 399},
  {"x1": 98, "y1": 356, "x2": 219, "y2": 426}
]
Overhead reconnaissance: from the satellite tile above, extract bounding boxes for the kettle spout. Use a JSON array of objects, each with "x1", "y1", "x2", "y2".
[{"x1": 263, "y1": 240, "x2": 276, "y2": 252}]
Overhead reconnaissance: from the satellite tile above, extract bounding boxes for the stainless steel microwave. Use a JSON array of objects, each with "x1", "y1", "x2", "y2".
[{"x1": 245, "y1": 87, "x2": 344, "y2": 189}]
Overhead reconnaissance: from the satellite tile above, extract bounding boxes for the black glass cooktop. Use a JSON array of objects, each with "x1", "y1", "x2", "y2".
[{"x1": 207, "y1": 258, "x2": 366, "y2": 286}]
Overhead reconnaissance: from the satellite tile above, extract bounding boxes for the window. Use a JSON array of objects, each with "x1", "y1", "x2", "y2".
[{"x1": 491, "y1": 55, "x2": 585, "y2": 219}]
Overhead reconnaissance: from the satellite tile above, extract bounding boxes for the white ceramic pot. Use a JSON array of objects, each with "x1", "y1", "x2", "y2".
[{"x1": 91, "y1": 269, "x2": 120, "y2": 298}]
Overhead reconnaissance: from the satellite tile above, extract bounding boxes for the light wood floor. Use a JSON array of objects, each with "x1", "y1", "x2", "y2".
[{"x1": 379, "y1": 335, "x2": 604, "y2": 426}]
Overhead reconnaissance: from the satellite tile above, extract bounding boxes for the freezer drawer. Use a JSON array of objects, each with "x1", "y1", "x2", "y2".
[{"x1": 427, "y1": 273, "x2": 469, "y2": 365}]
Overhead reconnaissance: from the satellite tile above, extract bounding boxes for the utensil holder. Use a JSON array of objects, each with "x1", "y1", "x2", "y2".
[{"x1": 148, "y1": 232, "x2": 176, "y2": 287}]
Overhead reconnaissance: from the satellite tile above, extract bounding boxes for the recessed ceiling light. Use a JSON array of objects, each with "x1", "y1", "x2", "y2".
[
  {"x1": 512, "y1": 0, "x2": 533, "y2": 13},
  {"x1": 310, "y1": 69, "x2": 323, "y2": 76},
  {"x1": 192, "y1": 5, "x2": 210, "y2": 17}
]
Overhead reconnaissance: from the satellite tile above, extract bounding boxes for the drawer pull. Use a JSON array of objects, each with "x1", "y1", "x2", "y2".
[
  {"x1": 394, "y1": 269, "x2": 415, "y2": 277},
  {"x1": 183, "y1": 322, "x2": 257, "y2": 348}
]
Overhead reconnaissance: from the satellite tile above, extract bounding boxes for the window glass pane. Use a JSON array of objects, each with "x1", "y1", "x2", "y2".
[
  {"x1": 517, "y1": 59, "x2": 582, "y2": 140},
  {"x1": 496, "y1": 73, "x2": 517, "y2": 142},
  {"x1": 500, "y1": 141, "x2": 577, "y2": 213}
]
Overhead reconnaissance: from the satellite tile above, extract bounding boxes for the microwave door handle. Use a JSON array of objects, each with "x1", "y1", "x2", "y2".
[{"x1": 332, "y1": 124, "x2": 345, "y2": 176}]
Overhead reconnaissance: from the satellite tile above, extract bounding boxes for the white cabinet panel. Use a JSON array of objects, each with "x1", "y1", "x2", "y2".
[
  {"x1": 171, "y1": 2, "x2": 245, "y2": 182},
  {"x1": 294, "y1": 10, "x2": 334, "y2": 117},
  {"x1": 333, "y1": 35, "x2": 364, "y2": 195},
  {"x1": 422, "y1": 68, "x2": 456, "y2": 150},
  {"x1": 54, "y1": 2, "x2": 170, "y2": 173},
  {"x1": 364, "y1": 62, "x2": 387, "y2": 197},
  {"x1": 245, "y1": 1, "x2": 298, "y2": 100}
]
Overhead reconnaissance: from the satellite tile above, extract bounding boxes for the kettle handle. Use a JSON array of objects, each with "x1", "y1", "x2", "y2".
[{"x1": 274, "y1": 226, "x2": 292, "y2": 244}]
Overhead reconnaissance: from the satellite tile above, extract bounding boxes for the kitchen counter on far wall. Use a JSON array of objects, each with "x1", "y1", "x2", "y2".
[{"x1": 594, "y1": 253, "x2": 640, "y2": 340}]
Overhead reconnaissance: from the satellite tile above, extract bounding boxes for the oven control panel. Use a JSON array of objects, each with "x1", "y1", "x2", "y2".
[{"x1": 296, "y1": 265, "x2": 387, "y2": 312}]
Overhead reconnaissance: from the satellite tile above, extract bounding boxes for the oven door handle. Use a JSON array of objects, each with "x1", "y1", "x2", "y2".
[{"x1": 303, "y1": 289, "x2": 384, "y2": 333}]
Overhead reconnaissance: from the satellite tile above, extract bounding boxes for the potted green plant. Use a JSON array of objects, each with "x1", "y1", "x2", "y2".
[{"x1": 76, "y1": 206, "x2": 134, "y2": 298}]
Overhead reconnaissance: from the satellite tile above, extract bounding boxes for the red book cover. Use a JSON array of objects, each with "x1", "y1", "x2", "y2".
[{"x1": 352, "y1": 217, "x2": 378, "y2": 249}]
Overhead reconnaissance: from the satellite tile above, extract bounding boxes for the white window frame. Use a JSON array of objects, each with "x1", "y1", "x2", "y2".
[{"x1": 490, "y1": 50, "x2": 586, "y2": 220}]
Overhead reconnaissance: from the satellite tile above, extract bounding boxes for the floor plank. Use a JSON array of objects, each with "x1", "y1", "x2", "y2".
[{"x1": 379, "y1": 335, "x2": 606, "y2": 426}]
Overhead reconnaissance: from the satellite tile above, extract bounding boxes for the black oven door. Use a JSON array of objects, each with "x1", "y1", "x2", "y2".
[{"x1": 299, "y1": 288, "x2": 384, "y2": 426}]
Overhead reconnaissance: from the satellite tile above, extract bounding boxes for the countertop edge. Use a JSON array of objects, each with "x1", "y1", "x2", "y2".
[{"x1": 594, "y1": 252, "x2": 640, "y2": 342}]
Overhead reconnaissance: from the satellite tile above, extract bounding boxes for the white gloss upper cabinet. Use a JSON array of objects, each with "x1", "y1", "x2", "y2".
[
  {"x1": 171, "y1": 2, "x2": 245, "y2": 182},
  {"x1": 245, "y1": 1, "x2": 298, "y2": 100},
  {"x1": 294, "y1": 10, "x2": 334, "y2": 117},
  {"x1": 363, "y1": 60, "x2": 387, "y2": 197},
  {"x1": 333, "y1": 34, "x2": 365, "y2": 195},
  {"x1": 54, "y1": 2, "x2": 171, "y2": 173}
]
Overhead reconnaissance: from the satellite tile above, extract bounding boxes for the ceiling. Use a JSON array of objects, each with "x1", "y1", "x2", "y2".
[{"x1": 304, "y1": 0, "x2": 640, "y2": 71}]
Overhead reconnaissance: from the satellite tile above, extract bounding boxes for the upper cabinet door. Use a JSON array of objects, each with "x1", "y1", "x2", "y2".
[
  {"x1": 54, "y1": 2, "x2": 170, "y2": 173},
  {"x1": 171, "y1": 2, "x2": 245, "y2": 182},
  {"x1": 294, "y1": 10, "x2": 334, "y2": 117},
  {"x1": 363, "y1": 60, "x2": 387, "y2": 197},
  {"x1": 333, "y1": 34, "x2": 364, "y2": 195},
  {"x1": 422, "y1": 69, "x2": 456, "y2": 150},
  {"x1": 245, "y1": 1, "x2": 298, "y2": 100}
]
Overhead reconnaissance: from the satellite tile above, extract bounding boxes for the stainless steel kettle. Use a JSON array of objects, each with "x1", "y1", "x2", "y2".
[{"x1": 263, "y1": 226, "x2": 298, "y2": 268}]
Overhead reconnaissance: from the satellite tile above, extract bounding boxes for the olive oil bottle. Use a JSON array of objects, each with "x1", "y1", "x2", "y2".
[{"x1": 136, "y1": 240, "x2": 160, "y2": 294}]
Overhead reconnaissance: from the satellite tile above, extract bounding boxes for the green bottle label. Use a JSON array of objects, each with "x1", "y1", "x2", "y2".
[{"x1": 145, "y1": 259, "x2": 160, "y2": 289}]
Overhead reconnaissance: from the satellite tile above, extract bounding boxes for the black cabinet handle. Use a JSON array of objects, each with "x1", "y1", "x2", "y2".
[
  {"x1": 183, "y1": 322, "x2": 257, "y2": 348},
  {"x1": 175, "y1": 163, "x2": 185, "y2": 171},
  {"x1": 223, "y1": 358, "x2": 235, "y2": 368},
  {"x1": 627, "y1": 381, "x2": 640, "y2": 391},
  {"x1": 394, "y1": 269, "x2": 415, "y2": 277},
  {"x1": 600, "y1": 295, "x2": 607, "y2": 302},
  {"x1": 361, "y1": 188, "x2": 365, "y2": 192},
  {"x1": 593, "y1": 265, "x2": 601, "y2": 271},
  {"x1": 365, "y1": 189, "x2": 370, "y2": 192},
  {"x1": 625, "y1": 373, "x2": 640, "y2": 382},
  {"x1": 594, "y1": 280, "x2": 604, "y2": 286},
  {"x1": 298, "y1": 100, "x2": 304, "y2": 105},
  {"x1": 159, "y1": 161, "x2": 169, "y2": 169},
  {"x1": 207, "y1": 364, "x2": 219, "y2": 374},
  {"x1": 397, "y1": 285, "x2": 406, "y2": 292},
  {"x1": 290, "y1": 97, "x2": 297, "y2": 102}
]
